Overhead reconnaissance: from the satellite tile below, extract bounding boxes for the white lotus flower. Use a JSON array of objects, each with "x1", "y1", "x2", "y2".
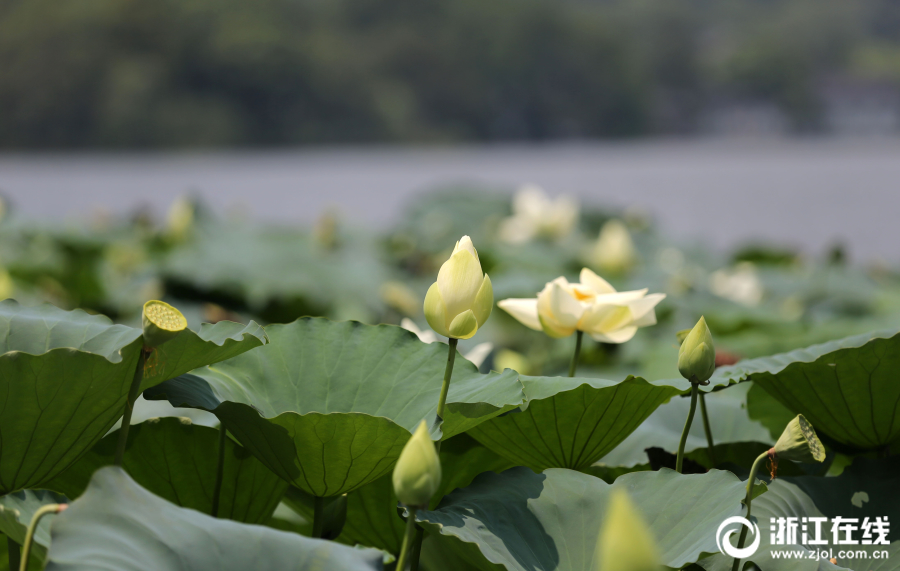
[
  {"x1": 498, "y1": 185, "x2": 578, "y2": 244},
  {"x1": 592, "y1": 219, "x2": 636, "y2": 274},
  {"x1": 498, "y1": 268, "x2": 665, "y2": 343},
  {"x1": 709, "y1": 262, "x2": 763, "y2": 306}
]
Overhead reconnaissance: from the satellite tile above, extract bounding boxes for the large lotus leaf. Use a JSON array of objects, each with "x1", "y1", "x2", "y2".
[
  {"x1": 711, "y1": 328, "x2": 900, "y2": 451},
  {"x1": 43, "y1": 417, "x2": 286, "y2": 524},
  {"x1": 283, "y1": 433, "x2": 516, "y2": 554},
  {"x1": 145, "y1": 318, "x2": 523, "y2": 497},
  {"x1": 43, "y1": 467, "x2": 383, "y2": 571},
  {"x1": 699, "y1": 457, "x2": 900, "y2": 571},
  {"x1": 467, "y1": 375, "x2": 681, "y2": 471},
  {"x1": 0, "y1": 489, "x2": 66, "y2": 564},
  {"x1": 162, "y1": 223, "x2": 391, "y2": 321},
  {"x1": 417, "y1": 466, "x2": 762, "y2": 571},
  {"x1": 0, "y1": 300, "x2": 267, "y2": 495},
  {"x1": 598, "y1": 381, "x2": 775, "y2": 468}
]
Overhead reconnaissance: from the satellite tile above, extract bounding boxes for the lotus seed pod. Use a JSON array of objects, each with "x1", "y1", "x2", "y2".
[
  {"x1": 773, "y1": 414, "x2": 826, "y2": 463},
  {"x1": 677, "y1": 316, "x2": 716, "y2": 383},
  {"x1": 596, "y1": 488, "x2": 661, "y2": 571},
  {"x1": 142, "y1": 300, "x2": 187, "y2": 348},
  {"x1": 424, "y1": 236, "x2": 492, "y2": 340},
  {"x1": 392, "y1": 420, "x2": 441, "y2": 507}
]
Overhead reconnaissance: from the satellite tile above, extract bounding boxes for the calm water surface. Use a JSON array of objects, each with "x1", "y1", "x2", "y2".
[{"x1": 1, "y1": 138, "x2": 898, "y2": 262}]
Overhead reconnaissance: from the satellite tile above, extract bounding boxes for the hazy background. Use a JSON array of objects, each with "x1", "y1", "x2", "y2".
[{"x1": 1, "y1": 0, "x2": 899, "y2": 261}]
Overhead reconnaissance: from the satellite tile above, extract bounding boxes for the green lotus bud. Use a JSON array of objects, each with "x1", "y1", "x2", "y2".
[
  {"x1": 773, "y1": 414, "x2": 826, "y2": 463},
  {"x1": 424, "y1": 236, "x2": 492, "y2": 340},
  {"x1": 677, "y1": 316, "x2": 715, "y2": 383},
  {"x1": 595, "y1": 488, "x2": 661, "y2": 571},
  {"x1": 392, "y1": 420, "x2": 441, "y2": 507},
  {"x1": 142, "y1": 300, "x2": 187, "y2": 348}
]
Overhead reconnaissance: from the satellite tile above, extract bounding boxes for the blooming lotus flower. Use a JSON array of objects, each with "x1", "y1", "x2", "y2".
[
  {"x1": 497, "y1": 268, "x2": 665, "y2": 343},
  {"x1": 498, "y1": 185, "x2": 578, "y2": 244},
  {"x1": 424, "y1": 236, "x2": 493, "y2": 340}
]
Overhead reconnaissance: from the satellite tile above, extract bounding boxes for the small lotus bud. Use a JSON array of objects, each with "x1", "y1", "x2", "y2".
[
  {"x1": 677, "y1": 316, "x2": 715, "y2": 383},
  {"x1": 596, "y1": 489, "x2": 661, "y2": 571},
  {"x1": 392, "y1": 420, "x2": 441, "y2": 507},
  {"x1": 142, "y1": 300, "x2": 187, "y2": 348},
  {"x1": 773, "y1": 414, "x2": 826, "y2": 464}
]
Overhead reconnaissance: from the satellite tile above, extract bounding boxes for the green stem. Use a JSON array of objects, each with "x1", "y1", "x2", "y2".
[
  {"x1": 211, "y1": 422, "x2": 227, "y2": 517},
  {"x1": 699, "y1": 391, "x2": 716, "y2": 466},
  {"x1": 7, "y1": 535, "x2": 20, "y2": 571},
  {"x1": 115, "y1": 349, "x2": 147, "y2": 467},
  {"x1": 395, "y1": 508, "x2": 419, "y2": 571},
  {"x1": 434, "y1": 338, "x2": 458, "y2": 455},
  {"x1": 675, "y1": 383, "x2": 699, "y2": 473},
  {"x1": 567, "y1": 330, "x2": 583, "y2": 377},
  {"x1": 312, "y1": 496, "x2": 325, "y2": 539},
  {"x1": 731, "y1": 451, "x2": 769, "y2": 571},
  {"x1": 408, "y1": 526, "x2": 424, "y2": 571},
  {"x1": 19, "y1": 504, "x2": 64, "y2": 571}
]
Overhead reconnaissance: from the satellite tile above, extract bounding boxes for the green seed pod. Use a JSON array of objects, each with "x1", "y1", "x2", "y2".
[
  {"x1": 773, "y1": 414, "x2": 826, "y2": 463},
  {"x1": 677, "y1": 316, "x2": 716, "y2": 383},
  {"x1": 596, "y1": 488, "x2": 661, "y2": 571},
  {"x1": 142, "y1": 300, "x2": 187, "y2": 348},
  {"x1": 392, "y1": 420, "x2": 441, "y2": 508}
]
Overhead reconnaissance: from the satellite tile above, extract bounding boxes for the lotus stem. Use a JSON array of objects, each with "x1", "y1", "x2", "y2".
[
  {"x1": 312, "y1": 496, "x2": 325, "y2": 538},
  {"x1": 19, "y1": 504, "x2": 66, "y2": 571},
  {"x1": 211, "y1": 422, "x2": 227, "y2": 517},
  {"x1": 675, "y1": 383, "x2": 699, "y2": 473},
  {"x1": 395, "y1": 508, "x2": 419, "y2": 571},
  {"x1": 568, "y1": 330, "x2": 583, "y2": 377},
  {"x1": 731, "y1": 451, "x2": 769, "y2": 571},
  {"x1": 408, "y1": 527, "x2": 424, "y2": 570},
  {"x1": 115, "y1": 348, "x2": 148, "y2": 467},
  {"x1": 699, "y1": 392, "x2": 716, "y2": 466},
  {"x1": 7, "y1": 535, "x2": 20, "y2": 571},
  {"x1": 434, "y1": 338, "x2": 458, "y2": 455}
]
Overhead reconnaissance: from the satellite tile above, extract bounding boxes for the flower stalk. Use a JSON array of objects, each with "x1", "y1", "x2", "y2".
[
  {"x1": 699, "y1": 392, "x2": 716, "y2": 466},
  {"x1": 311, "y1": 496, "x2": 325, "y2": 539},
  {"x1": 731, "y1": 451, "x2": 768, "y2": 571},
  {"x1": 7, "y1": 536, "x2": 20, "y2": 571},
  {"x1": 19, "y1": 504, "x2": 66, "y2": 571},
  {"x1": 434, "y1": 338, "x2": 458, "y2": 453},
  {"x1": 395, "y1": 507, "x2": 419, "y2": 571},
  {"x1": 211, "y1": 422, "x2": 227, "y2": 517},
  {"x1": 114, "y1": 348, "x2": 148, "y2": 467},
  {"x1": 567, "y1": 330, "x2": 583, "y2": 377},
  {"x1": 675, "y1": 383, "x2": 699, "y2": 473}
]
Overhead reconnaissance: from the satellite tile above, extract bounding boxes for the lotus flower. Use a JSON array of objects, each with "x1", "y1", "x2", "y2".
[
  {"x1": 498, "y1": 268, "x2": 665, "y2": 343},
  {"x1": 424, "y1": 236, "x2": 493, "y2": 340}
]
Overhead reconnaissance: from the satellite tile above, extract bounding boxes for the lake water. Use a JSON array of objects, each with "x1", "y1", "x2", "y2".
[{"x1": 1, "y1": 137, "x2": 898, "y2": 263}]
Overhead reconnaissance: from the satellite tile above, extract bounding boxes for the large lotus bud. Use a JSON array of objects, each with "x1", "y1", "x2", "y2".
[
  {"x1": 677, "y1": 316, "x2": 715, "y2": 383},
  {"x1": 773, "y1": 414, "x2": 826, "y2": 463},
  {"x1": 596, "y1": 489, "x2": 661, "y2": 571},
  {"x1": 424, "y1": 236, "x2": 493, "y2": 340},
  {"x1": 142, "y1": 300, "x2": 187, "y2": 348},
  {"x1": 392, "y1": 420, "x2": 441, "y2": 507}
]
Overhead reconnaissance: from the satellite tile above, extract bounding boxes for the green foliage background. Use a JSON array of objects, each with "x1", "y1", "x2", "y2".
[{"x1": 3, "y1": 0, "x2": 900, "y2": 147}]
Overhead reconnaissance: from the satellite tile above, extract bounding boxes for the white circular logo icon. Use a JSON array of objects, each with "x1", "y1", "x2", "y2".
[{"x1": 716, "y1": 516, "x2": 761, "y2": 558}]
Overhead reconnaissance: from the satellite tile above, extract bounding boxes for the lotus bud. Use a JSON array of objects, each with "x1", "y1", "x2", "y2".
[
  {"x1": 424, "y1": 236, "x2": 493, "y2": 340},
  {"x1": 677, "y1": 316, "x2": 715, "y2": 384},
  {"x1": 142, "y1": 300, "x2": 187, "y2": 348},
  {"x1": 773, "y1": 414, "x2": 826, "y2": 463},
  {"x1": 392, "y1": 420, "x2": 441, "y2": 507},
  {"x1": 592, "y1": 219, "x2": 637, "y2": 276},
  {"x1": 165, "y1": 197, "x2": 195, "y2": 242},
  {"x1": 595, "y1": 489, "x2": 661, "y2": 571}
]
